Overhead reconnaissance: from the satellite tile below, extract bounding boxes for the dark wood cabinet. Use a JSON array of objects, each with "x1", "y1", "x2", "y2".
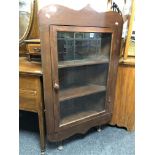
[{"x1": 38, "y1": 4, "x2": 123, "y2": 142}]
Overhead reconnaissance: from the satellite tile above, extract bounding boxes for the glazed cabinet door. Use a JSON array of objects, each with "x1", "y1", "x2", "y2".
[{"x1": 50, "y1": 26, "x2": 113, "y2": 131}]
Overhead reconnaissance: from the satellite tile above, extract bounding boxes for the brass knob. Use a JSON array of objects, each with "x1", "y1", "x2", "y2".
[
  {"x1": 53, "y1": 82, "x2": 59, "y2": 90},
  {"x1": 33, "y1": 48, "x2": 41, "y2": 52}
]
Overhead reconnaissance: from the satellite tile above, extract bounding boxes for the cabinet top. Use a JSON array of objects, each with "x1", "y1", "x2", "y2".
[
  {"x1": 38, "y1": 4, "x2": 123, "y2": 28},
  {"x1": 19, "y1": 57, "x2": 42, "y2": 76}
]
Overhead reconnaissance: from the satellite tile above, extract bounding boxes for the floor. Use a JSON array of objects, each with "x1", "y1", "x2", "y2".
[{"x1": 19, "y1": 111, "x2": 135, "y2": 155}]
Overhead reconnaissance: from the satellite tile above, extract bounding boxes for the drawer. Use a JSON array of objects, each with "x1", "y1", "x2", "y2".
[
  {"x1": 19, "y1": 75, "x2": 39, "y2": 90},
  {"x1": 19, "y1": 75, "x2": 42, "y2": 112},
  {"x1": 27, "y1": 44, "x2": 41, "y2": 54},
  {"x1": 19, "y1": 89, "x2": 38, "y2": 112}
]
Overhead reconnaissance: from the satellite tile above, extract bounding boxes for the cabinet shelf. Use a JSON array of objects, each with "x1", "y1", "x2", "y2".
[
  {"x1": 59, "y1": 85, "x2": 106, "y2": 102},
  {"x1": 58, "y1": 58, "x2": 109, "y2": 68},
  {"x1": 60, "y1": 110, "x2": 104, "y2": 126}
]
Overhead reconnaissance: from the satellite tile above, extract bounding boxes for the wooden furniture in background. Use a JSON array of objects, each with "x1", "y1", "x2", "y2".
[
  {"x1": 110, "y1": 62, "x2": 135, "y2": 131},
  {"x1": 19, "y1": 57, "x2": 45, "y2": 153},
  {"x1": 19, "y1": 0, "x2": 40, "y2": 56},
  {"x1": 38, "y1": 4, "x2": 123, "y2": 145},
  {"x1": 25, "y1": 39, "x2": 41, "y2": 61},
  {"x1": 110, "y1": 0, "x2": 135, "y2": 131},
  {"x1": 19, "y1": 0, "x2": 45, "y2": 153}
]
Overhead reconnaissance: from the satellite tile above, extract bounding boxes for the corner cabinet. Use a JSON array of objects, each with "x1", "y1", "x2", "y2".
[{"x1": 38, "y1": 4, "x2": 123, "y2": 142}]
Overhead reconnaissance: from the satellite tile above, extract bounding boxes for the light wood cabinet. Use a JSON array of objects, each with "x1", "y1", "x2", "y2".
[
  {"x1": 110, "y1": 63, "x2": 135, "y2": 131},
  {"x1": 19, "y1": 57, "x2": 45, "y2": 153}
]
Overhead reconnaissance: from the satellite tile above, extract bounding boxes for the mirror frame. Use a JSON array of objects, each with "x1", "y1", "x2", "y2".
[{"x1": 19, "y1": 0, "x2": 34, "y2": 44}]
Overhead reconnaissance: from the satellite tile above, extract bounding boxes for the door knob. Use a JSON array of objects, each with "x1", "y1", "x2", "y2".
[{"x1": 53, "y1": 82, "x2": 59, "y2": 90}]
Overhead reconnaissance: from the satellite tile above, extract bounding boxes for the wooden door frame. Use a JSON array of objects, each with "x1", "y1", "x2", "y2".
[{"x1": 50, "y1": 25, "x2": 117, "y2": 131}]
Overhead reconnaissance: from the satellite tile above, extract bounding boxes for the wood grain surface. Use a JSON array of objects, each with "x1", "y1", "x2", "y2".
[
  {"x1": 19, "y1": 57, "x2": 42, "y2": 75},
  {"x1": 39, "y1": 4, "x2": 123, "y2": 141},
  {"x1": 110, "y1": 64, "x2": 135, "y2": 131}
]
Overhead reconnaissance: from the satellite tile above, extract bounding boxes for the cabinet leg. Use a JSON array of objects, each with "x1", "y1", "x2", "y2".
[
  {"x1": 41, "y1": 150, "x2": 45, "y2": 155},
  {"x1": 38, "y1": 107, "x2": 46, "y2": 153},
  {"x1": 97, "y1": 126, "x2": 102, "y2": 132},
  {"x1": 57, "y1": 141, "x2": 63, "y2": 151}
]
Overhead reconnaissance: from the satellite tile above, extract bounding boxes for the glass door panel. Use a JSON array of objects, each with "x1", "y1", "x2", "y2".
[
  {"x1": 60, "y1": 92, "x2": 106, "y2": 126},
  {"x1": 57, "y1": 31, "x2": 112, "y2": 126}
]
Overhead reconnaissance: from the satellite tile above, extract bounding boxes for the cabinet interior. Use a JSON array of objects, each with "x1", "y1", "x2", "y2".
[{"x1": 56, "y1": 31, "x2": 112, "y2": 126}]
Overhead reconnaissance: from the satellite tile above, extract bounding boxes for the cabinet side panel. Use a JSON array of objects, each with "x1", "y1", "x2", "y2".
[
  {"x1": 40, "y1": 26, "x2": 55, "y2": 134},
  {"x1": 110, "y1": 65, "x2": 135, "y2": 131}
]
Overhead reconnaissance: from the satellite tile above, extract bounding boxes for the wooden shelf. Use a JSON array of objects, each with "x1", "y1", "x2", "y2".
[
  {"x1": 58, "y1": 58, "x2": 109, "y2": 68},
  {"x1": 60, "y1": 110, "x2": 104, "y2": 126},
  {"x1": 59, "y1": 85, "x2": 106, "y2": 102}
]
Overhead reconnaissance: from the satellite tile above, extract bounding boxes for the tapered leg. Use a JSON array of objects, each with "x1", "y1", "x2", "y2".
[
  {"x1": 97, "y1": 126, "x2": 102, "y2": 132},
  {"x1": 57, "y1": 141, "x2": 63, "y2": 151},
  {"x1": 41, "y1": 150, "x2": 45, "y2": 155},
  {"x1": 38, "y1": 107, "x2": 46, "y2": 153}
]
